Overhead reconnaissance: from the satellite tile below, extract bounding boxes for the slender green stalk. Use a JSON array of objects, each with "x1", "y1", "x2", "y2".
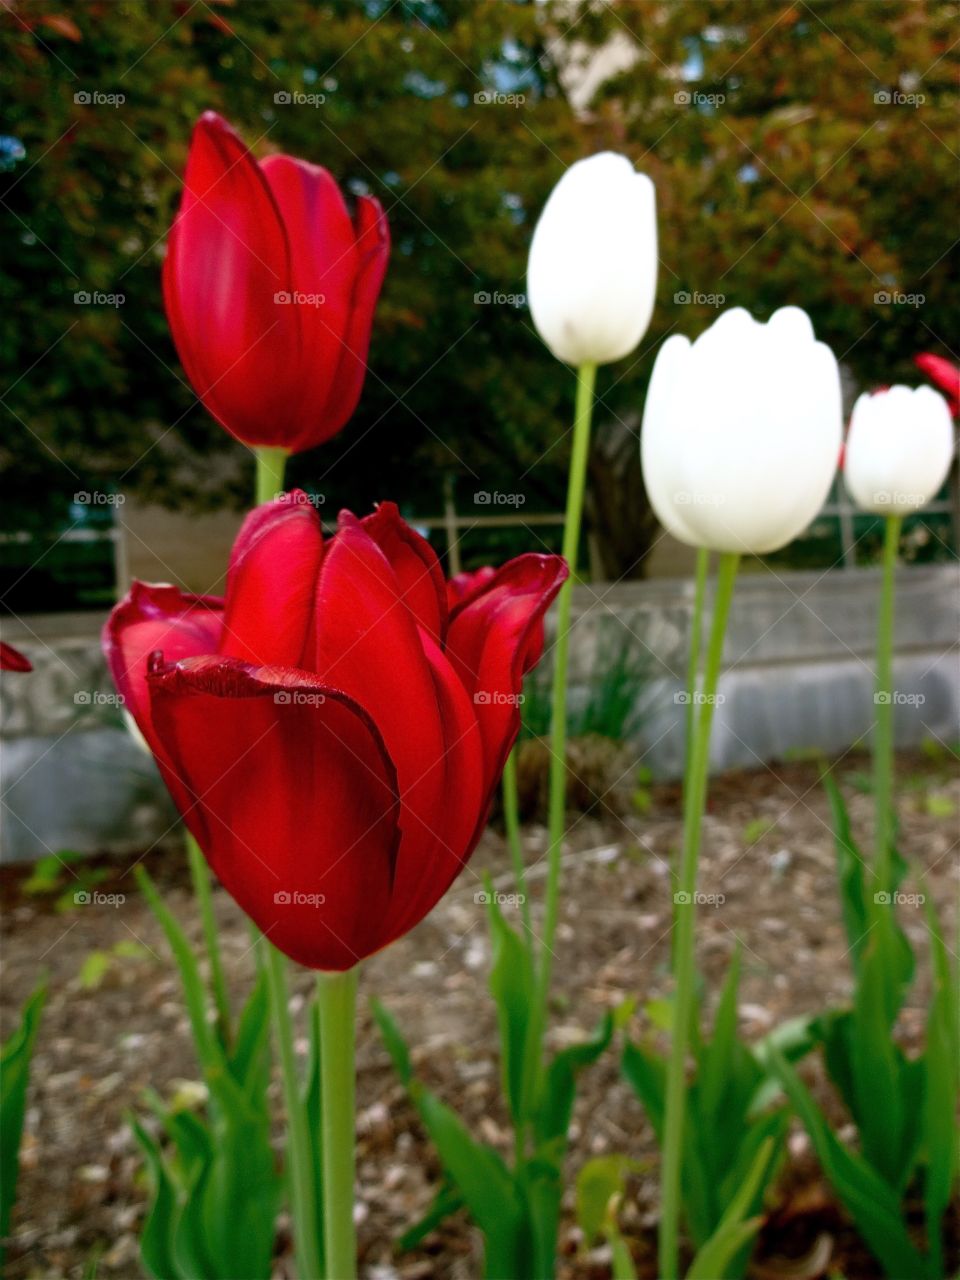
[
  {"x1": 537, "y1": 360, "x2": 597, "y2": 1006},
  {"x1": 185, "y1": 833, "x2": 232, "y2": 1047},
  {"x1": 501, "y1": 750, "x2": 533, "y2": 943},
  {"x1": 685, "y1": 547, "x2": 710, "y2": 758},
  {"x1": 265, "y1": 944, "x2": 322, "y2": 1279},
  {"x1": 659, "y1": 551, "x2": 740, "y2": 1280},
  {"x1": 255, "y1": 445, "x2": 288, "y2": 504},
  {"x1": 873, "y1": 514, "x2": 901, "y2": 899},
  {"x1": 318, "y1": 967, "x2": 359, "y2": 1280}
]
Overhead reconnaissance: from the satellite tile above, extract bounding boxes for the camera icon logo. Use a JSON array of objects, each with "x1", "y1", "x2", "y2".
[
  {"x1": 74, "y1": 291, "x2": 91, "y2": 305},
  {"x1": 874, "y1": 691, "x2": 892, "y2": 704},
  {"x1": 474, "y1": 890, "x2": 491, "y2": 904},
  {"x1": 274, "y1": 890, "x2": 291, "y2": 904},
  {"x1": 674, "y1": 691, "x2": 691, "y2": 704},
  {"x1": 874, "y1": 290, "x2": 891, "y2": 305},
  {"x1": 874, "y1": 90, "x2": 891, "y2": 105},
  {"x1": 274, "y1": 291, "x2": 292, "y2": 304},
  {"x1": 474, "y1": 691, "x2": 491, "y2": 705},
  {"x1": 674, "y1": 891, "x2": 692, "y2": 905},
  {"x1": 674, "y1": 290, "x2": 691, "y2": 304},
  {"x1": 74, "y1": 890, "x2": 91, "y2": 905},
  {"x1": 473, "y1": 91, "x2": 492, "y2": 105},
  {"x1": 74, "y1": 690, "x2": 92, "y2": 704},
  {"x1": 74, "y1": 91, "x2": 92, "y2": 105},
  {"x1": 274, "y1": 691, "x2": 292, "y2": 705},
  {"x1": 474, "y1": 291, "x2": 491, "y2": 304},
  {"x1": 874, "y1": 891, "x2": 892, "y2": 905},
  {"x1": 274, "y1": 91, "x2": 292, "y2": 105},
  {"x1": 674, "y1": 90, "x2": 691, "y2": 105}
]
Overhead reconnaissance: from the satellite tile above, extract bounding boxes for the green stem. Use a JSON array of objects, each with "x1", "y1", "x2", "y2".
[
  {"x1": 873, "y1": 514, "x2": 901, "y2": 900},
  {"x1": 685, "y1": 547, "x2": 710, "y2": 759},
  {"x1": 185, "y1": 833, "x2": 232, "y2": 1048},
  {"x1": 538, "y1": 360, "x2": 597, "y2": 997},
  {"x1": 255, "y1": 445, "x2": 289, "y2": 504},
  {"x1": 265, "y1": 944, "x2": 322, "y2": 1280},
  {"x1": 318, "y1": 967, "x2": 359, "y2": 1280},
  {"x1": 501, "y1": 750, "x2": 533, "y2": 944},
  {"x1": 659, "y1": 551, "x2": 740, "y2": 1280}
]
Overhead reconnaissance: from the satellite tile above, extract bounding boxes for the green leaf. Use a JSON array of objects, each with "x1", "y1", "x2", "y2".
[
  {"x1": 371, "y1": 997, "x2": 412, "y2": 1087},
  {"x1": 621, "y1": 1038, "x2": 666, "y2": 1141},
  {"x1": 129, "y1": 1114, "x2": 183, "y2": 1280},
  {"x1": 851, "y1": 932, "x2": 905, "y2": 1186},
  {"x1": 821, "y1": 771, "x2": 868, "y2": 963},
  {"x1": 575, "y1": 1154, "x2": 634, "y2": 1243},
  {"x1": 0, "y1": 980, "x2": 46, "y2": 1259},
  {"x1": 699, "y1": 947, "x2": 742, "y2": 1118},
  {"x1": 136, "y1": 867, "x2": 220, "y2": 1072},
  {"x1": 922, "y1": 905, "x2": 959, "y2": 1278},
  {"x1": 772, "y1": 1046, "x2": 925, "y2": 1279},
  {"x1": 486, "y1": 886, "x2": 536, "y2": 1126},
  {"x1": 397, "y1": 1180, "x2": 465, "y2": 1251},
  {"x1": 686, "y1": 1137, "x2": 772, "y2": 1280},
  {"x1": 413, "y1": 1086, "x2": 527, "y2": 1279},
  {"x1": 533, "y1": 1011, "x2": 614, "y2": 1147}
]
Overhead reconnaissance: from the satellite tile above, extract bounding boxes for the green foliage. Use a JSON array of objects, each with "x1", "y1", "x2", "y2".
[
  {"x1": 0, "y1": 980, "x2": 46, "y2": 1268},
  {"x1": 622, "y1": 951, "x2": 807, "y2": 1278},
  {"x1": 373, "y1": 894, "x2": 619, "y2": 1279},
  {"x1": 575, "y1": 1155, "x2": 639, "y2": 1279},
  {"x1": 787, "y1": 781, "x2": 960, "y2": 1278},
  {"x1": 133, "y1": 869, "x2": 279, "y2": 1279}
]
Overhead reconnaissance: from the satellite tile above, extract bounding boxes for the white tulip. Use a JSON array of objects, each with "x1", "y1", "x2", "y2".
[
  {"x1": 844, "y1": 385, "x2": 954, "y2": 515},
  {"x1": 527, "y1": 152, "x2": 657, "y2": 366},
  {"x1": 641, "y1": 307, "x2": 842, "y2": 554}
]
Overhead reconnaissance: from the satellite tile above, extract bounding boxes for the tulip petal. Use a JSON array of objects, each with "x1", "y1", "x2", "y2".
[
  {"x1": 313, "y1": 515, "x2": 452, "y2": 866},
  {"x1": 220, "y1": 494, "x2": 325, "y2": 667},
  {"x1": 381, "y1": 629, "x2": 485, "y2": 943},
  {"x1": 310, "y1": 195, "x2": 390, "y2": 445},
  {"x1": 162, "y1": 112, "x2": 299, "y2": 448},
  {"x1": 361, "y1": 501, "x2": 447, "y2": 643},
  {"x1": 0, "y1": 642, "x2": 33, "y2": 673},
  {"x1": 446, "y1": 554, "x2": 568, "y2": 790},
  {"x1": 102, "y1": 582, "x2": 223, "y2": 759},
  {"x1": 148, "y1": 655, "x2": 400, "y2": 970},
  {"x1": 446, "y1": 565, "x2": 497, "y2": 612}
]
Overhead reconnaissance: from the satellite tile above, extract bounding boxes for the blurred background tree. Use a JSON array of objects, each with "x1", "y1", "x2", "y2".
[{"x1": 1, "y1": 0, "x2": 956, "y2": 586}]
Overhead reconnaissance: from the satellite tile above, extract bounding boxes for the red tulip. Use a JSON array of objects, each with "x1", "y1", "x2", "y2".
[
  {"x1": 163, "y1": 112, "x2": 390, "y2": 453},
  {"x1": 0, "y1": 642, "x2": 32, "y2": 672},
  {"x1": 914, "y1": 352, "x2": 959, "y2": 417},
  {"x1": 103, "y1": 496, "x2": 566, "y2": 969}
]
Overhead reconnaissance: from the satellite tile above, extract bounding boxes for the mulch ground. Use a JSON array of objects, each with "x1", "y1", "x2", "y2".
[{"x1": 2, "y1": 746, "x2": 958, "y2": 1280}]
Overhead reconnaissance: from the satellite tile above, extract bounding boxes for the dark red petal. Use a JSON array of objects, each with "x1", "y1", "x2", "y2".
[
  {"x1": 914, "y1": 352, "x2": 960, "y2": 416},
  {"x1": 0, "y1": 642, "x2": 32, "y2": 673},
  {"x1": 306, "y1": 194, "x2": 390, "y2": 447},
  {"x1": 162, "y1": 112, "x2": 299, "y2": 448},
  {"x1": 219, "y1": 493, "x2": 324, "y2": 667},
  {"x1": 445, "y1": 554, "x2": 568, "y2": 792},
  {"x1": 446, "y1": 565, "x2": 497, "y2": 612},
  {"x1": 148, "y1": 656, "x2": 400, "y2": 970},
  {"x1": 101, "y1": 582, "x2": 223, "y2": 759},
  {"x1": 380, "y1": 630, "x2": 485, "y2": 944},
  {"x1": 360, "y1": 502, "x2": 447, "y2": 644},
  {"x1": 259, "y1": 154, "x2": 360, "y2": 442},
  {"x1": 312, "y1": 515, "x2": 452, "y2": 870}
]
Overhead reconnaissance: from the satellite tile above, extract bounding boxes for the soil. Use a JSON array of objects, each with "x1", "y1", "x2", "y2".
[{"x1": 2, "y1": 746, "x2": 958, "y2": 1280}]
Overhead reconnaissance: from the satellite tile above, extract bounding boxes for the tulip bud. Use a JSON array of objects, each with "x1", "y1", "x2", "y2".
[
  {"x1": 641, "y1": 307, "x2": 842, "y2": 554},
  {"x1": 527, "y1": 152, "x2": 657, "y2": 366},
  {"x1": 844, "y1": 385, "x2": 954, "y2": 515}
]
